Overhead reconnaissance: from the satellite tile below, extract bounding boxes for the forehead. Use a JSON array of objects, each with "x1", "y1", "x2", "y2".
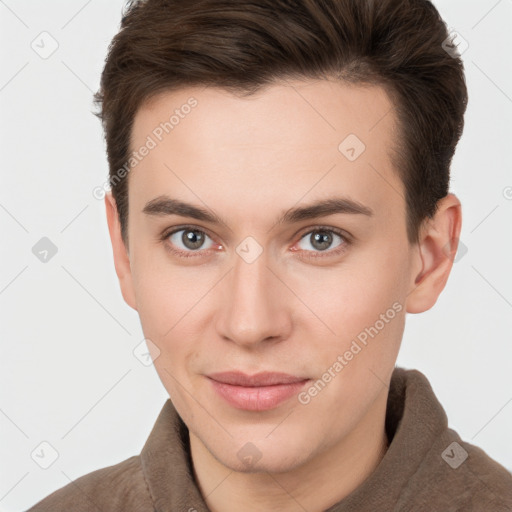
[
  {"x1": 133, "y1": 79, "x2": 395, "y2": 149},
  {"x1": 128, "y1": 79, "x2": 403, "y2": 225}
]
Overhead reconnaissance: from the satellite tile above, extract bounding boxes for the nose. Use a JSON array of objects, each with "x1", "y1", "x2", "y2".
[{"x1": 215, "y1": 243, "x2": 292, "y2": 348}]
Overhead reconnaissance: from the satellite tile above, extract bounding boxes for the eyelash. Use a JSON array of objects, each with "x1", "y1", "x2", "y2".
[{"x1": 159, "y1": 225, "x2": 352, "y2": 260}]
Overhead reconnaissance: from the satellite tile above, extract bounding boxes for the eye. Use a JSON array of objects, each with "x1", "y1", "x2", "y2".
[
  {"x1": 294, "y1": 227, "x2": 349, "y2": 257},
  {"x1": 162, "y1": 226, "x2": 218, "y2": 257},
  {"x1": 160, "y1": 225, "x2": 351, "y2": 260}
]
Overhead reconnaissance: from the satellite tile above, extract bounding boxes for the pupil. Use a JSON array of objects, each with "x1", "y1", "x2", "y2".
[
  {"x1": 183, "y1": 230, "x2": 204, "y2": 249},
  {"x1": 312, "y1": 231, "x2": 332, "y2": 251}
]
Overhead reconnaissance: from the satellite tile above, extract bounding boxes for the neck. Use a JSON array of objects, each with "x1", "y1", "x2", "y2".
[{"x1": 190, "y1": 387, "x2": 390, "y2": 512}]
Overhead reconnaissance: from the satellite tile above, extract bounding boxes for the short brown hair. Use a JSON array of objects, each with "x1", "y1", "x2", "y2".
[{"x1": 93, "y1": 0, "x2": 468, "y2": 246}]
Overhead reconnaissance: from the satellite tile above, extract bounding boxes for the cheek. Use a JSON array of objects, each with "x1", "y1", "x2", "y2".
[
  {"x1": 130, "y1": 245, "x2": 205, "y2": 331},
  {"x1": 292, "y1": 244, "x2": 407, "y2": 336},
  {"x1": 289, "y1": 243, "x2": 409, "y2": 395},
  {"x1": 133, "y1": 270, "x2": 199, "y2": 403},
  {"x1": 129, "y1": 251, "x2": 207, "y2": 375},
  {"x1": 340, "y1": 249, "x2": 407, "y2": 357}
]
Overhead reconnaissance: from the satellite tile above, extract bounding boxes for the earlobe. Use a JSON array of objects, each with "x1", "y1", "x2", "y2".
[
  {"x1": 104, "y1": 192, "x2": 138, "y2": 311},
  {"x1": 405, "y1": 193, "x2": 462, "y2": 314}
]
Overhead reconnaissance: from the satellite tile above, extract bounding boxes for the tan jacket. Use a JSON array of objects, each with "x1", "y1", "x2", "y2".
[{"x1": 26, "y1": 367, "x2": 512, "y2": 511}]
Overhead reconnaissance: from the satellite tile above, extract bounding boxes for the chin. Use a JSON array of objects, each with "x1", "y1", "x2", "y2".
[
  {"x1": 227, "y1": 454, "x2": 305, "y2": 475},
  {"x1": 207, "y1": 435, "x2": 315, "y2": 475}
]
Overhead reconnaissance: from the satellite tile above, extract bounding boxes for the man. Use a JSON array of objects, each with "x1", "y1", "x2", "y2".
[{"x1": 27, "y1": 0, "x2": 512, "y2": 510}]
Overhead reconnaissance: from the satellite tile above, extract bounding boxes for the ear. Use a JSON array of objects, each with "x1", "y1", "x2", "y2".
[
  {"x1": 406, "y1": 193, "x2": 462, "y2": 314},
  {"x1": 104, "y1": 191, "x2": 138, "y2": 311}
]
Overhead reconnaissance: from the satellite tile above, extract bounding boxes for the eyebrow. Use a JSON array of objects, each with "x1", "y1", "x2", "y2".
[{"x1": 142, "y1": 195, "x2": 373, "y2": 226}]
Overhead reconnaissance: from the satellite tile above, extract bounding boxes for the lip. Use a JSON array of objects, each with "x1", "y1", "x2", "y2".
[{"x1": 207, "y1": 372, "x2": 310, "y2": 411}]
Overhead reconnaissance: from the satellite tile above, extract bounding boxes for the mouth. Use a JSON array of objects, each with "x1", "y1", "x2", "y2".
[{"x1": 206, "y1": 371, "x2": 311, "y2": 411}]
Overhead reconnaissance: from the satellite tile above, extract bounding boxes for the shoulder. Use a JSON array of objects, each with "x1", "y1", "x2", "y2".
[
  {"x1": 25, "y1": 455, "x2": 154, "y2": 512},
  {"x1": 399, "y1": 428, "x2": 512, "y2": 511}
]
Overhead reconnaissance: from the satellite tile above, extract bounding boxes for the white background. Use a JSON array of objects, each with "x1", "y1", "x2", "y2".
[{"x1": 1, "y1": 0, "x2": 511, "y2": 510}]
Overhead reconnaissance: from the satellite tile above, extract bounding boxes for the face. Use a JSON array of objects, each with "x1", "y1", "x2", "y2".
[{"x1": 120, "y1": 79, "x2": 420, "y2": 473}]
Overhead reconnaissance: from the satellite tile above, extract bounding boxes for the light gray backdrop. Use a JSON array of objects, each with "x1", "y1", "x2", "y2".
[{"x1": 1, "y1": 0, "x2": 511, "y2": 510}]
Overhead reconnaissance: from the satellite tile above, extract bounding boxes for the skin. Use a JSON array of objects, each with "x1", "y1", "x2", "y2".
[{"x1": 105, "y1": 78, "x2": 462, "y2": 512}]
